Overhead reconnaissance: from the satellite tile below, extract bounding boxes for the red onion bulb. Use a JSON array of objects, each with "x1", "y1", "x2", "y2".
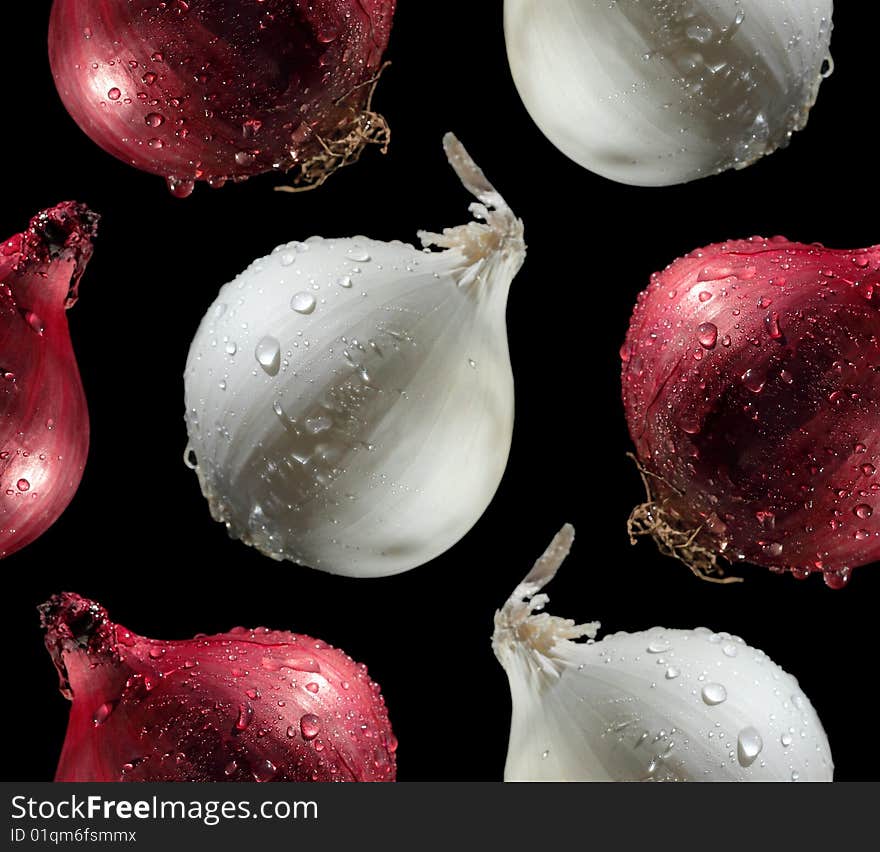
[
  {"x1": 621, "y1": 237, "x2": 880, "y2": 588},
  {"x1": 49, "y1": 0, "x2": 396, "y2": 197},
  {"x1": 1, "y1": 204, "x2": 95, "y2": 559},
  {"x1": 41, "y1": 592, "x2": 397, "y2": 781}
]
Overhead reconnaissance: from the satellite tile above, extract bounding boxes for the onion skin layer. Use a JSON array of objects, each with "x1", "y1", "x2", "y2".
[
  {"x1": 41, "y1": 593, "x2": 397, "y2": 782},
  {"x1": 0, "y1": 204, "x2": 95, "y2": 559},
  {"x1": 621, "y1": 237, "x2": 880, "y2": 587},
  {"x1": 49, "y1": 0, "x2": 396, "y2": 195}
]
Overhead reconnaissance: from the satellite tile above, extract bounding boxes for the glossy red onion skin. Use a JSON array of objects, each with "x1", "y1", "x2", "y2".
[
  {"x1": 621, "y1": 237, "x2": 880, "y2": 587},
  {"x1": 41, "y1": 593, "x2": 397, "y2": 782},
  {"x1": 49, "y1": 0, "x2": 396, "y2": 195},
  {"x1": 0, "y1": 204, "x2": 95, "y2": 559}
]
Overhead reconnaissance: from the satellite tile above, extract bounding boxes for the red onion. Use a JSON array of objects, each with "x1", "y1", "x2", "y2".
[
  {"x1": 41, "y1": 592, "x2": 397, "y2": 781},
  {"x1": 621, "y1": 236, "x2": 880, "y2": 589},
  {"x1": 49, "y1": 0, "x2": 396, "y2": 197},
  {"x1": 1, "y1": 204, "x2": 95, "y2": 559}
]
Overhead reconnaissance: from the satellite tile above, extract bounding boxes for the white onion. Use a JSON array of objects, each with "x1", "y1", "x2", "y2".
[
  {"x1": 184, "y1": 135, "x2": 525, "y2": 577},
  {"x1": 504, "y1": 0, "x2": 834, "y2": 186},
  {"x1": 493, "y1": 526, "x2": 834, "y2": 781}
]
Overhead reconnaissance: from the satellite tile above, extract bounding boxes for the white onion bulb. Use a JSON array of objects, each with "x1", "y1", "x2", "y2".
[
  {"x1": 184, "y1": 135, "x2": 525, "y2": 578},
  {"x1": 493, "y1": 526, "x2": 834, "y2": 781},
  {"x1": 504, "y1": 0, "x2": 834, "y2": 186}
]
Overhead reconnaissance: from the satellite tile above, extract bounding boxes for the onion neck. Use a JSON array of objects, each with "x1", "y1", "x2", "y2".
[
  {"x1": 12, "y1": 202, "x2": 99, "y2": 311},
  {"x1": 418, "y1": 133, "x2": 525, "y2": 294},
  {"x1": 39, "y1": 592, "x2": 129, "y2": 702},
  {"x1": 492, "y1": 525, "x2": 599, "y2": 681}
]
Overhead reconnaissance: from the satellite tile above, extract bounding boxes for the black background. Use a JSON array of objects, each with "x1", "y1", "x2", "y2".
[{"x1": 6, "y1": 3, "x2": 877, "y2": 782}]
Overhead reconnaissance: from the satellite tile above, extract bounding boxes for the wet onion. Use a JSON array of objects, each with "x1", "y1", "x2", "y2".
[
  {"x1": 622, "y1": 236, "x2": 880, "y2": 588},
  {"x1": 1, "y1": 203, "x2": 96, "y2": 558},
  {"x1": 49, "y1": 0, "x2": 396, "y2": 196},
  {"x1": 41, "y1": 592, "x2": 397, "y2": 781}
]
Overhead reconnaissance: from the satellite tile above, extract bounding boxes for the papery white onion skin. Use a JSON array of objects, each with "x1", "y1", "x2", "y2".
[
  {"x1": 184, "y1": 135, "x2": 524, "y2": 577},
  {"x1": 504, "y1": 0, "x2": 833, "y2": 186},
  {"x1": 493, "y1": 526, "x2": 833, "y2": 781}
]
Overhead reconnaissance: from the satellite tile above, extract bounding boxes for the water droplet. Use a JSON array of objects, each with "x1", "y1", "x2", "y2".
[
  {"x1": 166, "y1": 176, "x2": 195, "y2": 198},
  {"x1": 253, "y1": 760, "x2": 277, "y2": 782},
  {"x1": 305, "y1": 682, "x2": 320, "y2": 694},
  {"x1": 737, "y1": 727, "x2": 763, "y2": 767},
  {"x1": 280, "y1": 253, "x2": 295, "y2": 267},
  {"x1": 686, "y1": 23, "x2": 713, "y2": 43},
  {"x1": 93, "y1": 702, "x2": 114, "y2": 726},
  {"x1": 647, "y1": 639, "x2": 670, "y2": 654},
  {"x1": 305, "y1": 416, "x2": 332, "y2": 435},
  {"x1": 300, "y1": 713, "x2": 321, "y2": 741},
  {"x1": 225, "y1": 341, "x2": 237, "y2": 356},
  {"x1": 291, "y1": 292, "x2": 317, "y2": 314},
  {"x1": 665, "y1": 667, "x2": 680, "y2": 680},
  {"x1": 761, "y1": 541, "x2": 784, "y2": 557},
  {"x1": 823, "y1": 566, "x2": 851, "y2": 589},
  {"x1": 337, "y1": 275, "x2": 353, "y2": 289},
  {"x1": 780, "y1": 733, "x2": 793, "y2": 748},
  {"x1": 740, "y1": 367, "x2": 766, "y2": 394},
  {"x1": 701, "y1": 683, "x2": 728, "y2": 705},
  {"x1": 347, "y1": 248, "x2": 371, "y2": 263},
  {"x1": 25, "y1": 312, "x2": 44, "y2": 334},
  {"x1": 764, "y1": 311, "x2": 783, "y2": 339},
  {"x1": 16, "y1": 479, "x2": 29, "y2": 492},
  {"x1": 145, "y1": 112, "x2": 165, "y2": 127},
  {"x1": 235, "y1": 704, "x2": 252, "y2": 731},
  {"x1": 698, "y1": 266, "x2": 732, "y2": 282},
  {"x1": 697, "y1": 322, "x2": 718, "y2": 349},
  {"x1": 108, "y1": 87, "x2": 121, "y2": 100},
  {"x1": 722, "y1": 643, "x2": 738, "y2": 658},
  {"x1": 854, "y1": 504, "x2": 873, "y2": 519},
  {"x1": 255, "y1": 336, "x2": 281, "y2": 376}
]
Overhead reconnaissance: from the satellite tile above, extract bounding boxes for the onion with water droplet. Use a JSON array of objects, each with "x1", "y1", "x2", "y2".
[
  {"x1": 504, "y1": 0, "x2": 833, "y2": 186},
  {"x1": 49, "y1": 0, "x2": 396, "y2": 196},
  {"x1": 0, "y1": 203, "x2": 96, "y2": 558},
  {"x1": 41, "y1": 592, "x2": 397, "y2": 782},
  {"x1": 493, "y1": 526, "x2": 833, "y2": 781},
  {"x1": 622, "y1": 237, "x2": 880, "y2": 587},
  {"x1": 184, "y1": 134, "x2": 525, "y2": 577}
]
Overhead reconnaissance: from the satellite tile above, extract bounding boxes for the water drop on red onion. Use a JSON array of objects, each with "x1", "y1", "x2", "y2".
[
  {"x1": 0, "y1": 203, "x2": 96, "y2": 558},
  {"x1": 623, "y1": 237, "x2": 880, "y2": 586},
  {"x1": 40, "y1": 593, "x2": 397, "y2": 781},
  {"x1": 49, "y1": 0, "x2": 396, "y2": 194}
]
